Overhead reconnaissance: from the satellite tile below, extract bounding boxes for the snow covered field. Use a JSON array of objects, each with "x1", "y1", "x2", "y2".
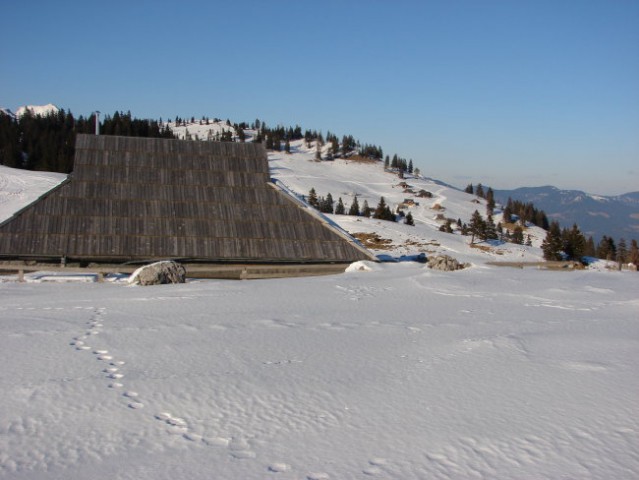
[
  {"x1": 1, "y1": 266, "x2": 638, "y2": 479},
  {"x1": 1, "y1": 132, "x2": 638, "y2": 478}
]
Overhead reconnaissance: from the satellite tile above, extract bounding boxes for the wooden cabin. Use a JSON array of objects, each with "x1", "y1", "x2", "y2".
[{"x1": 0, "y1": 135, "x2": 375, "y2": 265}]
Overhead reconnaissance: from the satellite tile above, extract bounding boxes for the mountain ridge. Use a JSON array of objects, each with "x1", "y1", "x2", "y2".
[{"x1": 494, "y1": 185, "x2": 639, "y2": 242}]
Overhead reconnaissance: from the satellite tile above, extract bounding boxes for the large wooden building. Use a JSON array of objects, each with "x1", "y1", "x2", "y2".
[{"x1": 0, "y1": 134, "x2": 374, "y2": 265}]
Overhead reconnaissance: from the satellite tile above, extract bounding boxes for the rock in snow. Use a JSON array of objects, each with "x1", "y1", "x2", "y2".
[
  {"x1": 427, "y1": 254, "x2": 470, "y2": 271},
  {"x1": 128, "y1": 261, "x2": 186, "y2": 285}
]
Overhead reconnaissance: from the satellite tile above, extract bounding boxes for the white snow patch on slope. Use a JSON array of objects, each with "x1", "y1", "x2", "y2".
[{"x1": 0, "y1": 165, "x2": 67, "y2": 223}]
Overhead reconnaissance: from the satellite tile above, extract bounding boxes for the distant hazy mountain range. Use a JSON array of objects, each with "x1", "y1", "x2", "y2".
[{"x1": 494, "y1": 186, "x2": 639, "y2": 242}]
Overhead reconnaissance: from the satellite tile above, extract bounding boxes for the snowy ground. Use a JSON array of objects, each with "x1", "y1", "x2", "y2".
[
  {"x1": 1, "y1": 266, "x2": 638, "y2": 479},
  {"x1": 0, "y1": 165, "x2": 66, "y2": 223},
  {"x1": 1, "y1": 134, "x2": 638, "y2": 479}
]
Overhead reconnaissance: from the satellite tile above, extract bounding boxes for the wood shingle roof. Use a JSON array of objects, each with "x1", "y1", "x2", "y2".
[{"x1": 0, "y1": 134, "x2": 374, "y2": 264}]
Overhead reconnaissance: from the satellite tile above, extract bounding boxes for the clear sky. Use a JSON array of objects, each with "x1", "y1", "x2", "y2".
[{"x1": 2, "y1": 0, "x2": 638, "y2": 195}]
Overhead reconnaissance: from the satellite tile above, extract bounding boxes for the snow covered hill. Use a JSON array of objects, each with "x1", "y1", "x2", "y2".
[
  {"x1": 0, "y1": 165, "x2": 67, "y2": 223},
  {"x1": 267, "y1": 139, "x2": 546, "y2": 265}
]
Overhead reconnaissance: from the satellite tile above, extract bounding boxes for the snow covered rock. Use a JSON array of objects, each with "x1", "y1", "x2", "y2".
[
  {"x1": 128, "y1": 261, "x2": 186, "y2": 285},
  {"x1": 427, "y1": 255, "x2": 469, "y2": 271},
  {"x1": 345, "y1": 261, "x2": 378, "y2": 272}
]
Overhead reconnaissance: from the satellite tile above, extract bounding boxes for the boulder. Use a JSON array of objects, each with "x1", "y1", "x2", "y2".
[
  {"x1": 427, "y1": 255, "x2": 469, "y2": 271},
  {"x1": 128, "y1": 261, "x2": 186, "y2": 286}
]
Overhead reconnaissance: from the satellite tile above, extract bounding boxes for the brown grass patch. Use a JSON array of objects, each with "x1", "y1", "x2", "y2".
[
  {"x1": 344, "y1": 155, "x2": 380, "y2": 164},
  {"x1": 502, "y1": 222, "x2": 528, "y2": 231},
  {"x1": 352, "y1": 232, "x2": 395, "y2": 250},
  {"x1": 470, "y1": 243, "x2": 504, "y2": 254},
  {"x1": 403, "y1": 239, "x2": 431, "y2": 247}
]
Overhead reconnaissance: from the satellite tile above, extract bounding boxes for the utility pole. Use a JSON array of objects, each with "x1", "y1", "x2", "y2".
[{"x1": 95, "y1": 111, "x2": 100, "y2": 135}]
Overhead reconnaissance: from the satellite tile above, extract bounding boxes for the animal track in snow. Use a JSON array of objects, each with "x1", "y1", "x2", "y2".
[
  {"x1": 306, "y1": 473, "x2": 330, "y2": 480},
  {"x1": 268, "y1": 462, "x2": 291, "y2": 472}
]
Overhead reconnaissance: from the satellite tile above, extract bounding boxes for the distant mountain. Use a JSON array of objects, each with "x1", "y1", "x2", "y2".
[
  {"x1": 15, "y1": 104, "x2": 60, "y2": 117},
  {"x1": 494, "y1": 186, "x2": 639, "y2": 242}
]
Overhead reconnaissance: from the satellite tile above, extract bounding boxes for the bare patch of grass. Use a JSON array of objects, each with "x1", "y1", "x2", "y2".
[{"x1": 352, "y1": 232, "x2": 394, "y2": 250}]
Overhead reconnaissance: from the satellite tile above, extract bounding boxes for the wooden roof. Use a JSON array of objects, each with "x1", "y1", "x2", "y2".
[{"x1": 0, "y1": 134, "x2": 374, "y2": 264}]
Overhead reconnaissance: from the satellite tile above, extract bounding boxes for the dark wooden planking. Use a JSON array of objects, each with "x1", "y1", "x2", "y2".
[{"x1": 0, "y1": 134, "x2": 374, "y2": 263}]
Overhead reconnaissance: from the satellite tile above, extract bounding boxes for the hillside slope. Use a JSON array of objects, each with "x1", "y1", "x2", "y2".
[
  {"x1": 269, "y1": 140, "x2": 545, "y2": 265},
  {"x1": 0, "y1": 165, "x2": 67, "y2": 223}
]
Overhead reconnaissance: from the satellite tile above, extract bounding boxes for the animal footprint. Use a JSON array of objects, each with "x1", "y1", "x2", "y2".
[
  {"x1": 362, "y1": 458, "x2": 388, "y2": 476},
  {"x1": 307, "y1": 473, "x2": 330, "y2": 480},
  {"x1": 268, "y1": 462, "x2": 291, "y2": 473},
  {"x1": 155, "y1": 412, "x2": 188, "y2": 432}
]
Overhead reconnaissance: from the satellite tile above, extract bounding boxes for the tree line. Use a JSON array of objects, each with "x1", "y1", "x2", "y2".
[
  {"x1": 306, "y1": 188, "x2": 414, "y2": 226},
  {"x1": 463, "y1": 182, "x2": 636, "y2": 265},
  {"x1": 0, "y1": 109, "x2": 174, "y2": 173}
]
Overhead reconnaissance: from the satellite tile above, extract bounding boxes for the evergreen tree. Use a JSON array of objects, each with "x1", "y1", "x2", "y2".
[
  {"x1": 485, "y1": 215, "x2": 498, "y2": 240},
  {"x1": 597, "y1": 236, "x2": 616, "y2": 260},
  {"x1": 469, "y1": 210, "x2": 486, "y2": 244},
  {"x1": 404, "y1": 211, "x2": 415, "y2": 226},
  {"x1": 616, "y1": 238, "x2": 628, "y2": 265},
  {"x1": 348, "y1": 196, "x2": 360, "y2": 216},
  {"x1": 439, "y1": 219, "x2": 453, "y2": 233},
  {"x1": 408, "y1": 159, "x2": 413, "y2": 174},
  {"x1": 475, "y1": 183, "x2": 485, "y2": 198},
  {"x1": 465, "y1": 183, "x2": 474, "y2": 195},
  {"x1": 373, "y1": 196, "x2": 395, "y2": 221},
  {"x1": 511, "y1": 225, "x2": 524, "y2": 245},
  {"x1": 319, "y1": 193, "x2": 334, "y2": 213},
  {"x1": 335, "y1": 197, "x2": 346, "y2": 215},
  {"x1": 526, "y1": 234, "x2": 533, "y2": 246},
  {"x1": 486, "y1": 187, "x2": 495, "y2": 215},
  {"x1": 561, "y1": 224, "x2": 585, "y2": 261},
  {"x1": 628, "y1": 239, "x2": 639, "y2": 267},
  {"x1": 308, "y1": 188, "x2": 319, "y2": 209},
  {"x1": 542, "y1": 221, "x2": 563, "y2": 260},
  {"x1": 502, "y1": 198, "x2": 513, "y2": 223},
  {"x1": 584, "y1": 236, "x2": 596, "y2": 257},
  {"x1": 361, "y1": 200, "x2": 372, "y2": 217},
  {"x1": 331, "y1": 137, "x2": 339, "y2": 157}
]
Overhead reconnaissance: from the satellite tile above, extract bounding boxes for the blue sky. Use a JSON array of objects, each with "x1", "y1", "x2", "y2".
[{"x1": 2, "y1": 0, "x2": 638, "y2": 195}]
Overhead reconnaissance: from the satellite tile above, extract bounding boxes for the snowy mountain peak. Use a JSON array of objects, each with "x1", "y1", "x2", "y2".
[
  {"x1": 15, "y1": 103, "x2": 60, "y2": 118},
  {"x1": 0, "y1": 107, "x2": 16, "y2": 118}
]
